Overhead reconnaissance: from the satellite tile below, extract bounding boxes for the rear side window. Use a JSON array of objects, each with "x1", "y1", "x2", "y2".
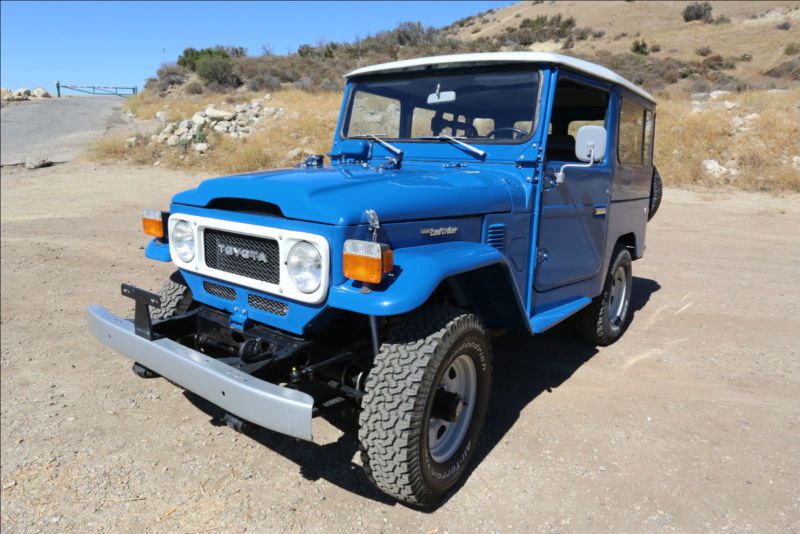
[
  {"x1": 618, "y1": 99, "x2": 645, "y2": 165},
  {"x1": 643, "y1": 110, "x2": 654, "y2": 165}
]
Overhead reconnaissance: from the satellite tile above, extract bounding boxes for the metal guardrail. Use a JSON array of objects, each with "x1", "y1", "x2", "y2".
[{"x1": 55, "y1": 81, "x2": 137, "y2": 97}]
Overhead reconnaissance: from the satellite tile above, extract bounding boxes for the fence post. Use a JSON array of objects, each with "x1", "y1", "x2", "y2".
[{"x1": 56, "y1": 81, "x2": 61, "y2": 98}]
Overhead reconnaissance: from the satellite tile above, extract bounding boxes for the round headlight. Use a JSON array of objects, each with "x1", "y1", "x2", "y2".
[
  {"x1": 287, "y1": 241, "x2": 322, "y2": 294},
  {"x1": 171, "y1": 220, "x2": 195, "y2": 263}
]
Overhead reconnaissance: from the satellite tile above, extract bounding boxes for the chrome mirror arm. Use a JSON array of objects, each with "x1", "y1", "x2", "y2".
[{"x1": 555, "y1": 144, "x2": 595, "y2": 185}]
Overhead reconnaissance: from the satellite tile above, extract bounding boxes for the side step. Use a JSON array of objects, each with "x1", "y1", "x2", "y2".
[{"x1": 530, "y1": 297, "x2": 591, "y2": 334}]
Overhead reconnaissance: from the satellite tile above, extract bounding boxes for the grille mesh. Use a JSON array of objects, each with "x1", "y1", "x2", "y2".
[
  {"x1": 203, "y1": 281, "x2": 236, "y2": 301},
  {"x1": 204, "y1": 229, "x2": 280, "y2": 284},
  {"x1": 248, "y1": 294, "x2": 288, "y2": 316}
]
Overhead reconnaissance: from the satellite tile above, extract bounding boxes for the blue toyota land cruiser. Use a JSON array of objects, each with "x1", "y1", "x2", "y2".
[{"x1": 89, "y1": 52, "x2": 662, "y2": 506}]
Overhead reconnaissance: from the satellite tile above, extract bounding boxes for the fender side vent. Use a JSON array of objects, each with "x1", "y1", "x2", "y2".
[
  {"x1": 486, "y1": 224, "x2": 506, "y2": 251},
  {"x1": 248, "y1": 294, "x2": 288, "y2": 316},
  {"x1": 204, "y1": 281, "x2": 236, "y2": 301}
]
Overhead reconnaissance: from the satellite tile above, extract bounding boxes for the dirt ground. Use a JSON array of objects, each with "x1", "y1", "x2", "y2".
[{"x1": 1, "y1": 160, "x2": 799, "y2": 533}]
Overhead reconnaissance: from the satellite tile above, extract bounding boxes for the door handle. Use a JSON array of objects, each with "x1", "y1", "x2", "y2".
[{"x1": 593, "y1": 206, "x2": 607, "y2": 217}]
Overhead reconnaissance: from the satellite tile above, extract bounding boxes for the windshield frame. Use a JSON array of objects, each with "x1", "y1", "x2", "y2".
[{"x1": 339, "y1": 64, "x2": 543, "y2": 147}]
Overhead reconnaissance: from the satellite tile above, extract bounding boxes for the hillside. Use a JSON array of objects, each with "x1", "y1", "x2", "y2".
[
  {"x1": 89, "y1": 1, "x2": 799, "y2": 193},
  {"x1": 447, "y1": 0, "x2": 800, "y2": 93}
]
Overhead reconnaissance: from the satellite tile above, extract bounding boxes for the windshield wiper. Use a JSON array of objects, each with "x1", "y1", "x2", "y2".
[
  {"x1": 419, "y1": 135, "x2": 487, "y2": 160},
  {"x1": 350, "y1": 134, "x2": 404, "y2": 163}
]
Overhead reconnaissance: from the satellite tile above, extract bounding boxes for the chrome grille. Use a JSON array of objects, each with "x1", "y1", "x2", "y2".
[
  {"x1": 203, "y1": 281, "x2": 236, "y2": 301},
  {"x1": 248, "y1": 294, "x2": 288, "y2": 316},
  {"x1": 203, "y1": 229, "x2": 280, "y2": 284}
]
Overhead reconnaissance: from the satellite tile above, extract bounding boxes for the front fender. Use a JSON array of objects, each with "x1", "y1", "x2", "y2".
[
  {"x1": 328, "y1": 241, "x2": 513, "y2": 317},
  {"x1": 145, "y1": 238, "x2": 171, "y2": 262}
]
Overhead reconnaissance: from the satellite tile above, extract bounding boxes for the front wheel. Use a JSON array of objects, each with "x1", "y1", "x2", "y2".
[{"x1": 358, "y1": 307, "x2": 492, "y2": 507}]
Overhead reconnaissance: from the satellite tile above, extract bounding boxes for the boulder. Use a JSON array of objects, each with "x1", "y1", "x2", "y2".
[
  {"x1": 175, "y1": 126, "x2": 189, "y2": 136},
  {"x1": 709, "y1": 90, "x2": 732, "y2": 100},
  {"x1": 691, "y1": 92, "x2": 710, "y2": 101},
  {"x1": 179, "y1": 119, "x2": 192, "y2": 130},
  {"x1": 31, "y1": 87, "x2": 51, "y2": 98},
  {"x1": 155, "y1": 111, "x2": 168, "y2": 123},
  {"x1": 723, "y1": 101, "x2": 740, "y2": 110},
  {"x1": 205, "y1": 107, "x2": 235, "y2": 121},
  {"x1": 14, "y1": 88, "x2": 31, "y2": 97},
  {"x1": 194, "y1": 143, "x2": 209, "y2": 153},
  {"x1": 702, "y1": 159, "x2": 726, "y2": 177},
  {"x1": 125, "y1": 137, "x2": 139, "y2": 148},
  {"x1": 213, "y1": 121, "x2": 232, "y2": 133},
  {"x1": 166, "y1": 135, "x2": 179, "y2": 147},
  {"x1": 25, "y1": 156, "x2": 52, "y2": 169},
  {"x1": 192, "y1": 112, "x2": 207, "y2": 126}
]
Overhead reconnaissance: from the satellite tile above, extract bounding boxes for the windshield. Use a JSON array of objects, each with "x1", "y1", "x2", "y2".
[{"x1": 343, "y1": 67, "x2": 540, "y2": 143}]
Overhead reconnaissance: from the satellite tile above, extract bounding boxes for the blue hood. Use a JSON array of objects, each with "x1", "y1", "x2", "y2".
[{"x1": 172, "y1": 163, "x2": 525, "y2": 225}]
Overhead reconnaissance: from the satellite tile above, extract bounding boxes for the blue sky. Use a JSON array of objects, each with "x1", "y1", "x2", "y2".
[{"x1": 1, "y1": 1, "x2": 511, "y2": 91}]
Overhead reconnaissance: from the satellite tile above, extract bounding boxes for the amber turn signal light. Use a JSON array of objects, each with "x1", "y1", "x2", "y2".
[
  {"x1": 343, "y1": 240, "x2": 394, "y2": 284},
  {"x1": 142, "y1": 208, "x2": 166, "y2": 238}
]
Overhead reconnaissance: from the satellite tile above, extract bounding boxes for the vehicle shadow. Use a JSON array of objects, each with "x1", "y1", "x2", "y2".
[{"x1": 184, "y1": 276, "x2": 660, "y2": 510}]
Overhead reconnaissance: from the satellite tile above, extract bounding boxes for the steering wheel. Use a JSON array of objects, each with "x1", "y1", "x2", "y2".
[{"x1": 486, "y1": 127, "x2": 528, "y2": 140}]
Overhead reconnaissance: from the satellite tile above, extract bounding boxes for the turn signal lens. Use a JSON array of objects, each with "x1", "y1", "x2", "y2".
[
  {"x1": 142, "y1": 208, "x2": 165, "y2": 238},
  {"x1": 343, "y1": 240, "x2": 394, "y2": 284}
]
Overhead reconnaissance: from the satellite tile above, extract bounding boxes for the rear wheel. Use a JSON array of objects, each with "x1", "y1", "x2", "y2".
[
  {"x1": 358, "y1": 306, "x2": 492, "y2": 507},
  {"x1": 573, "y1": 246, "x2": 633, "y2": 346}
]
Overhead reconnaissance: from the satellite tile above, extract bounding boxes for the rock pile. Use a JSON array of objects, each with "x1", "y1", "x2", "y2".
[
  {"x1": 150, "y1": 96, "x2": 284, "y2": 153},
  {"x1": 1, "y1": 87, "x2": 51, "y2": 101}
]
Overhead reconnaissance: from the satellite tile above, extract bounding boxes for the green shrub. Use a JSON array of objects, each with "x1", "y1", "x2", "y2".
[
  {"x1": 683, "y1": 2, "x2": 713, "y2": 23},
  {"x1": 696, "y1": 46, "x2": 712, "y2": 57},
  {"x1": 631, "y1": 39, "x2": 649, "y2": 55},
  {"x1": 177, "y1": 46, "x2": 245, "y2": 72},
  {"x1": 196, "y1": 55, "x2": 239, "y2": 88},
  {"x1": 776, "y1": 21, "x2": 791, "y2": 31}
]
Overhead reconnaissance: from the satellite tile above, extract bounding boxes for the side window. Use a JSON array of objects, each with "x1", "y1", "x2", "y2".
[
  {"x1": 347, "y1": 91, "x2": 400, "y2": 138},
  {"x1": 643, "y1": 110, "x2": 654, "y2": 166},
  {"x1": 618, "y1": 99, "x2": 645, "y2": 166},
  {"x1": 546, "y1": 78, "x2": 609, "y2": 163}
]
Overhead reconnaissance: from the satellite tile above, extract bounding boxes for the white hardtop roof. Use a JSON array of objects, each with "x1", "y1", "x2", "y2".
[{"x1": 345, "y1": 51, "x2": 655, "y2": 103}]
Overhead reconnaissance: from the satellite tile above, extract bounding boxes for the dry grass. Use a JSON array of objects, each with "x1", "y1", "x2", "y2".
[
  {"x1": 94, "y1": 88, "x2": 799, "y2": 193},
  {"x1": 94, "y1": 89, "x2": 341, "y2": 174},
  {"x1": 654, "y1": 88, "x2": 800, "y2": 192}
]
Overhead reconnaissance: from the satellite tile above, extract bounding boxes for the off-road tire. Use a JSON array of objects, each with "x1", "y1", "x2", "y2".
[
  {"x1": 150, "y1": 270, "x2": 194, "y2": 320},
  {"x1": 649, "y1": 167, "x2": 663, "y2": 221},
  {"x1": 573, "y1": 246, "x2": 633, "y2": 346},
  {"x1": 358, "y1": 306, "x2": 492, "y2": 507}
]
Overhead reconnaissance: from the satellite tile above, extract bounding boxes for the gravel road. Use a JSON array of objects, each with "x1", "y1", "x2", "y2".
[
  {"x1": 1, "y1": 160, "x2": 798, "y2": 533},
  {"x1": 0, "y1": 97, "x2": 125, "y2": 166}
]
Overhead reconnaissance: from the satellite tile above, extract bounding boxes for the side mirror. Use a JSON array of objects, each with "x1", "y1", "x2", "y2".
[
  {"x1": 575, "y1": 125, "x2": 607, "y2": 162},
  {"x1": 554, "y1": 125, "x2": 607, "y2": 185}
]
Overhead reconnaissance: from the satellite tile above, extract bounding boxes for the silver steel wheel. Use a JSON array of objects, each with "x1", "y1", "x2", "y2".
[
  {"x1": 609, "y1": 265, "x2": 629, "y2": 327},
  {"x1": 428, "y1": 354, "x2": 477, "y2": 463}
]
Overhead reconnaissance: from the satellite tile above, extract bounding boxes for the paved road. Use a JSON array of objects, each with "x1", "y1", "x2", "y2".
[{"x1": 0, "y1": 96, "x2": 125, "y2": 166}]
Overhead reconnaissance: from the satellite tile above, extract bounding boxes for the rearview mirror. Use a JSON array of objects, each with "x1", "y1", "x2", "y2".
[
  {"x1": 574, "y1": 125, "x2": 607, "y2": 162},
  {"x1": 427, "y1": 83, "x2": 456, "y2": 105}
]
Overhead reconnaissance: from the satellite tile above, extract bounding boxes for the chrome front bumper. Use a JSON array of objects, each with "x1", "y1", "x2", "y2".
[{"x1": 87, "y1": 305, "x2": 314, "y2": 440}]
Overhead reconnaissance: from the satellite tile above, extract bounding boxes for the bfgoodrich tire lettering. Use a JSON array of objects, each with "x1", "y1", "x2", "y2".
[{"x1": 358, "y1": 306, "x2": 492, "y2": 507}]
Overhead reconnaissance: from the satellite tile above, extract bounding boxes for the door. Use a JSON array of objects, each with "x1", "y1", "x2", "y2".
[{"x1": 534, "y1": 75, "x2": 613, "y2": 292}]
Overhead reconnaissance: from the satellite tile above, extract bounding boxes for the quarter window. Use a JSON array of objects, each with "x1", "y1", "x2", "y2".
[{"x1": 618, "y1": 99, "x2": 646, "y2": 165}]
